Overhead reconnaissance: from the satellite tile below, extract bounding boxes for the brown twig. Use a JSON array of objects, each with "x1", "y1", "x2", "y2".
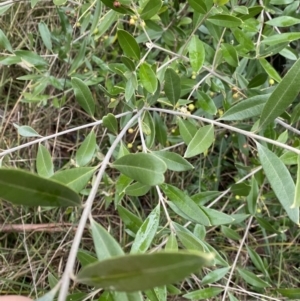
[{"x1": 0, "y1": 223, "x2": 86, "y2": 233}]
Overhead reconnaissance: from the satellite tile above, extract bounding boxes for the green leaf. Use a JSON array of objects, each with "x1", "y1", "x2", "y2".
[
  {"x1": 202, "y1": 207, "x2": 234, "y2": 225},
  {"x1": 230, "y1": 183, "x2": 251, "y2": 196},
  {"x1": 262, "y1": 32, "x2": 300, "y2": 45},
  {"x1": 153, "y1": 112, "x2": 167, "y2": 146},
  {"x1": 0, "y1": 4, "x2": 13, "y2": 16},
  {"x1": 51, "y1": 167, "x2": 95, "y2": 193},
  {"x1": 266, "y1": 16, "x2": 300, "y2": 27},
  {"x1": 207, "y1": 15, "x2": 242, "y2": 28},
  {"x1": 97, "y1": 9, "x2": 118, "y2": 37},
  {"x1": 0, "y1": 169, "x2": 81, "y2": 207},
  {"x1": 291, "y1": 155, "x2": 300, "y2": 208},
  {"x1": 259, "y1": 58, "x2": 281, "y2": 83},
  {"x1": 221, "y1": 43, "x2": 238, "y2": 67},
  {"x1": 277, "y1": 288, "x2": 300, "y2": 299},
  {"x1": 214, "y1": 0, "x2": 229, "y2": 5},
  {"x1": 125, "y1": 72, "x2": 138, "y2": 101},
  {"x1": 71, "y1": 77, "x2": 95, "y2": 116},
  {"x1": 139, "y1": 62, "x2": 157, "y2": 94},
  {"x1": 197, "y1": 91, "x2": 217, "y2": 115},
  {"x1": 131, "y1": 204, "x2": 160, "y2": 253},
  {"x1": 173, "y1": 223, "x2": 228, "y2": 266},
  {"x1": 15, "y1": 50, "x2": 48, "y2": 66},
  {"x1": 77, "y1": 250, "x2": 98, "y2": 267},
  {"x1": 246, "y1": 246, "x2": 268, "y2": 275},
  {"x1": 117, "y1": 30, "x2": 140, "y2": 60},
  {"x1": 259, "y1": 58, "x2": 300, "y2": 129},
  {"x1": 201, "y1": 267, "x2": 230, "y2": 285},
  {"x1": 112, "y1": 153, "x2": 167, "y2": 186},
  {"x1": 90, "y1": 0, "x2": 102, "y2": 34},
  {"x1": 125, "y1": 182, "x2": 151, "y2": 197},
  {"x1": 220, "y1": 94, "x2": 270, "y2": 121},
  {"x1": 0, "y1": 29, "x2": 13, "y2": 52},
  {"x1": 36, "y1": 144, "x2": 54, "y2": 178},
  {"x1": 53, "y1": 0, "x2": 67, "y2": 5},
  {"x1": 246, "y1": 177, "x2": 258, "y2": 215},
  {"x1": 90, "y1": 219, "x2": 143, "y2": 301},
  {"x1": 117, "y1": 205, "x2": 143, "y2": 234},
  {"x1": 103, "y1": 113, "x2": 118, "y2": 134},
  {"x1": 38, "y1": 22, "x2": 52, "y2": 51},
  {"x1": 140, "y1": 0, "x2": 162, "y2": 20},
  {"x1": 90, "y1": 218, "x2": 124, "y2": 260},
  {"x1": 184, "y1": 125, "x2": 214, "y2": 158},
  {"x1": 188, "y1": 35, "x2": 205, "y2": 73},
  {"x1": 237, "y1": 268, "x2": 271, "y2": 288},
  {"x1": 257, "y1": 143, "x2": 298, "y2": 224},
  {"x1": 14, "y1": 124, "x2": 42, "y2": 137},
  {"x1": 178, "y1": 118, "x2": 197, "y2": 145},
  {"x1": 76, "y1": 251, "x2": 214, "y2": 292},
  {"x1": 165, "y1": 233, "x2": 178, "y2": 251},
  {"x1": 122, "y1": 56, "x2": 136, "y2": 71},
  {"x1": 280, "y1": 151, "x2": 298, "y2": 165},
  {"x1": 75, "y1": 131, "x2": 96, "y2": 167},
  {"x1": 183, "y1": 287, "x2": 224, "y2": 300},
  {"x1": 161, "y1": 184, "x2": 211, "y2": 226},
  {"x1": 187, "y1": 0, "x2": 207, "y2": 14},
  {"x1": 221, "y1": 226, "x2": 241, "y2": 240},
  {"x1": 174, "y1": 223, "x2": 206, "y2": 253},
  {"x1": 164, "y1": 68, "x2": 181, "y2": 106},
  {"x1": 247, "y1": 73, "x2": 268, "y2": 88},
  {"x1": 153, "y1": 151, "x2": 194, "y2": 172}
]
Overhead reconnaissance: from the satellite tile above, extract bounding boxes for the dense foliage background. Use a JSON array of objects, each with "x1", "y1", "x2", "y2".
[{"x1": 1, "y1": 0, "x2": 300, "y2": 300}]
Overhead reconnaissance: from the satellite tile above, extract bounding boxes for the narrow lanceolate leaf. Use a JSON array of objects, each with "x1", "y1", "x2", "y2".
[
  {"x1": 178, "y1": 118, "x2": 197, "y2": 145},
  {"x1": 164, "y1": 68, "x2": 181, "y2": 106},
  {"x1": 266, "y1": 16, "x2": 300, "y2": 27},
  {"x1": 103, "y1": 113, "x2": 118, "y2": 134},
  {"x1": 14, "y1": 124, "x2": 42, "y2": 137},
  {"x1": 139, "y1": 62, "x2": 157, "y2": 94},
  {"x1": 262, "y1": 32, "x2": 300, "y2": 45},
  {"x1": 117, "y1": 30, "x2": 140, "y2": 60},
  {"x1": 161, "y1": 184, "x2": 211, "y2": 226},
  {"x1": 38, "y1": 22, "x2": 52, "y2": 51},
  {"x1": 90, "y1": 219, "x2": 144, "y2": 301},
  {"x1": 185, "y1": 125, "x2": 214, "y2": 158},
  {"x1": 259, "y1": 58, "x2": 281, "y2": 83},
  {"x1": 131, "y1": 204, "x2": 160, "y2": 253},
  {"x1": 291, "y1": 156, "x2": 300, "y2": 208},
  {"x1": 36, "y1": 144, "x2": 54, "y2": 178},
  {"x1": 187, "y1": 0, "x2": 207, "y2": 14},
  {"x1": 0, "y1": 29, "x2": 13, "y2": 52},
  {"x1": 188, "y1": 36, "x2": 205, "y2": 73},
  {"x1": 76, "y1": 252, "x2": 214, "y2": 292},
  {"x1": 183, "y1": 287, "x2": 224, "y2": 300},
  {"x1": 50, "y1": 167, "x2": 95, "y2": 193},
  {"x1": 221, "y1": 43, "x2": 238, "y2": 67},
  {"x1": 257, "y1": 143, "x2": 298, "y2": 224},
  {"x1": 237, "y1": 268, "x2": 271, "y2": 288},
  {"x1": 259, "y1": 58, "x2": 300, "y2": 129},
  {"x1": 207, "y1": 15, "x2": 242, "y2": 28},
  {"x1": 90, "y1": 0, "x2": 102, "y2": 34},
  {"x1": 140, "y1": 0, "x2": 162, "y2": 20},
  {"x1": 220, "y1": 94, "x2": 270, "y2": 121},
  {"x1": 125, "y1": 182, "x2": 151, "y2": 197},
  {"x1": 112, "y1": 153, "x2": 167, "y2": 186},
  {"x1": 75, "y1": 131, "x2": 96, "y2": 167},
  {"x1": 71, "y1": 77, "x2": 95, "y2": 116},
  {"x1": 153, "y1": 151, "x2": 194, "y2": 172},
  {"x1": 90, "y1": 218, "x2": 124, "y2": 260},
  {"x1": 0, "y1": 169, "x2": 81, "y2": 207}
]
